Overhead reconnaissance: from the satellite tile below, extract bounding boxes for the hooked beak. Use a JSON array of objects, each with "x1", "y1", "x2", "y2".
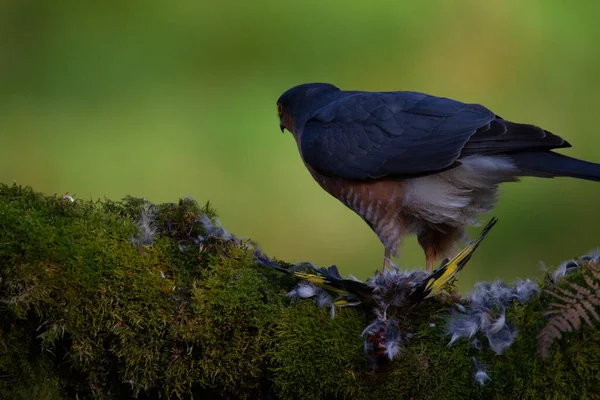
[{"x1": 280, "y1": 122, "x2": 285, "y2": 133}]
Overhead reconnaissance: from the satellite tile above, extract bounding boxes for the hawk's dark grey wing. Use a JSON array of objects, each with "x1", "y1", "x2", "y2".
[{"x1": 300, "y1": 91, "x2": 568, "y2": 180}]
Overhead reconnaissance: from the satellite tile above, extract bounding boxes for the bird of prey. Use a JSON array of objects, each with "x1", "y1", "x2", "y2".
[{"x1": 276, "y1": 83, "x2": 600, "y2": 271}]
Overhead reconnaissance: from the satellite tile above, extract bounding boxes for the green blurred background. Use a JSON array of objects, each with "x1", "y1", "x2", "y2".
[{"x1": 1, "y1": 1, "x2": 599, "y2": 290}]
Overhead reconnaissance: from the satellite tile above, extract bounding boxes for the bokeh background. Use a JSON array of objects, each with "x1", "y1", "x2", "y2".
[{"x1": 1, "y1": 1, "x2": 599, "y2": 291}]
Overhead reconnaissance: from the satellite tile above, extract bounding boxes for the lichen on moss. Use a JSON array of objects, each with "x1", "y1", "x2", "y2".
[{"x1": 1, "y1": 183, "x2": 600, "y2": 399}]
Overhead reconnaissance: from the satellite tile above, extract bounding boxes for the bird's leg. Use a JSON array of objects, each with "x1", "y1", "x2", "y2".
[
  {"x1": 425, "y1": 252, "x2": 436, "y2": 273},
  {"x1": 418, "y1": 225, "x2": 463, "y2": 273},
  {"x1": 418, "y1": 232, "x2": 442, "y2": 273},
  {"x1": 382, "y1": 249, "x2": 392, "y2": 272}
]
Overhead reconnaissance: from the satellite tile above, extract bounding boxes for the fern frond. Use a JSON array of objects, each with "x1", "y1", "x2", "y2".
[
  {"x1": 582, "y1": 272, "x2": 599, "y2": 294},
  {"x1": 587, "y1": 262, "x2": 600, "y2": 281},
  {"x1": 545, "y1": 305, "x2": 566, "y2": 314},
  {"x1": 570, "y1": 304, "x2": 590, "y2": 327},
  {"x1": 544, "y1": 287, "x2": 575, "y2": 304},
  {"x1": 537, "y1": 316, "x2": 570, "y2": 359},
  {"x1": 554, "y1": 285, "x2": 580, "y2": 300},
  {"x1": 586, "y1": 295, "x2": 600, "y2": 307},
  {"x1": 581, "y1": 299, "x2": 600, "y2": 322},
  {"x1": 537, "y1": 262, "x2": 600, "y2": 359},
  {"x1": 544, "y1": 286, "x2": 574, "y2": 305},
  {"x1": 566, "y1": 281, "x2": 592, "y2": 297}
]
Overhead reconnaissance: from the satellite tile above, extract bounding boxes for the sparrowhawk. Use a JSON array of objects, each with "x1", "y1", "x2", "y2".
[{"x1": 276, "y1": 83, "x2": 600, "y2": 271}]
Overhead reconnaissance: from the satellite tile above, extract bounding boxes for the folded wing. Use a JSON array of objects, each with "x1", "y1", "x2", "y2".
[{"x1": 301, "y1": 91, "x2": 568, "y2": 180}]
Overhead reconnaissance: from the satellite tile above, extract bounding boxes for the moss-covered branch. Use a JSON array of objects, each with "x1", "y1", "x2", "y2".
[{"x1": 1, "y1": 184, "x2": 599, "y2": 400}]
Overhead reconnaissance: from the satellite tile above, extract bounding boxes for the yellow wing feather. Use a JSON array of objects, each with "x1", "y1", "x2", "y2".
[
  {"x1": 292, "y1": 272, "x2": 352, "y2": 296},
  {"x1": 423, "y1": 217, "x2": 498, "y2": 298}
]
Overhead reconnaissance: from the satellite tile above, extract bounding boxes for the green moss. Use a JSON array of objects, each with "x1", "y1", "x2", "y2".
[
  {"x1": 1, "y1": 183, "x2": 599, "y2": 399},
  {"x1": 269, "y1": 302, "x2": 367, "y2": 399}
]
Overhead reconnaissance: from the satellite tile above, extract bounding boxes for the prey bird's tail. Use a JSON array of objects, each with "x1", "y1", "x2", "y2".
[
  {"x1": 412, "y1": 217, "x2": 498, "y2": 301},
  {"x1": 510, "y1": 152, "x2": 600, "y2": 182}
]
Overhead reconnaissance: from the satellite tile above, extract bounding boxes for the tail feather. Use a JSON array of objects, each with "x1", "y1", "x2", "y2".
[
  {"x1": 414, "y1": 217, "x2": 498, "y2": 301},
  {"x1": 510, "y1": 152, "x2": 600, "y2": 182}
]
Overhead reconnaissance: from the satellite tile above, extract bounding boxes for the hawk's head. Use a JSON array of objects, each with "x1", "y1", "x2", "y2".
[{"x1": 276, "y1": 83, "x2": 340, "y2": 135}]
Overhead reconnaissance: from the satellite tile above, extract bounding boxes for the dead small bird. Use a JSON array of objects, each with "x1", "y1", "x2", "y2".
[{"x1": 257, "y1": 217, "x2": 497, "y2": 311}]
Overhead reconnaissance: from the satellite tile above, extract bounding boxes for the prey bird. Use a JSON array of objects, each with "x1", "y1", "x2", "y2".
[
  {"x1": 276, "y1": 83, "x2": 600, "y2": 271},
  {"x1": 257, "y1": 217, "x2": 498, "y2": 309}
]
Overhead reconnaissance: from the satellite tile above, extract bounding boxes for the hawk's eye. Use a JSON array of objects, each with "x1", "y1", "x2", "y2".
[{"x1": 277, "y1": 104, "x2": 283, "y2": 116}]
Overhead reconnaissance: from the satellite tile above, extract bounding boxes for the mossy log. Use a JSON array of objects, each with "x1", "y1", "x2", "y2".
[{"x1": 1, "y1": 184, "x2": 599, "y2": 400}]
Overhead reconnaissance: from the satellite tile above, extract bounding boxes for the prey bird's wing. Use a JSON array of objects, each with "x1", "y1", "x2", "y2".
[
  {"x1": 411, "y1": 217, "x2": 498, "y2": 302},
  {"x1": 301, "y1": 92, "x2": 568, "y2": 180},
  {"x1": 256, "y1": 257, "x2": 371, "y2": 299}
]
